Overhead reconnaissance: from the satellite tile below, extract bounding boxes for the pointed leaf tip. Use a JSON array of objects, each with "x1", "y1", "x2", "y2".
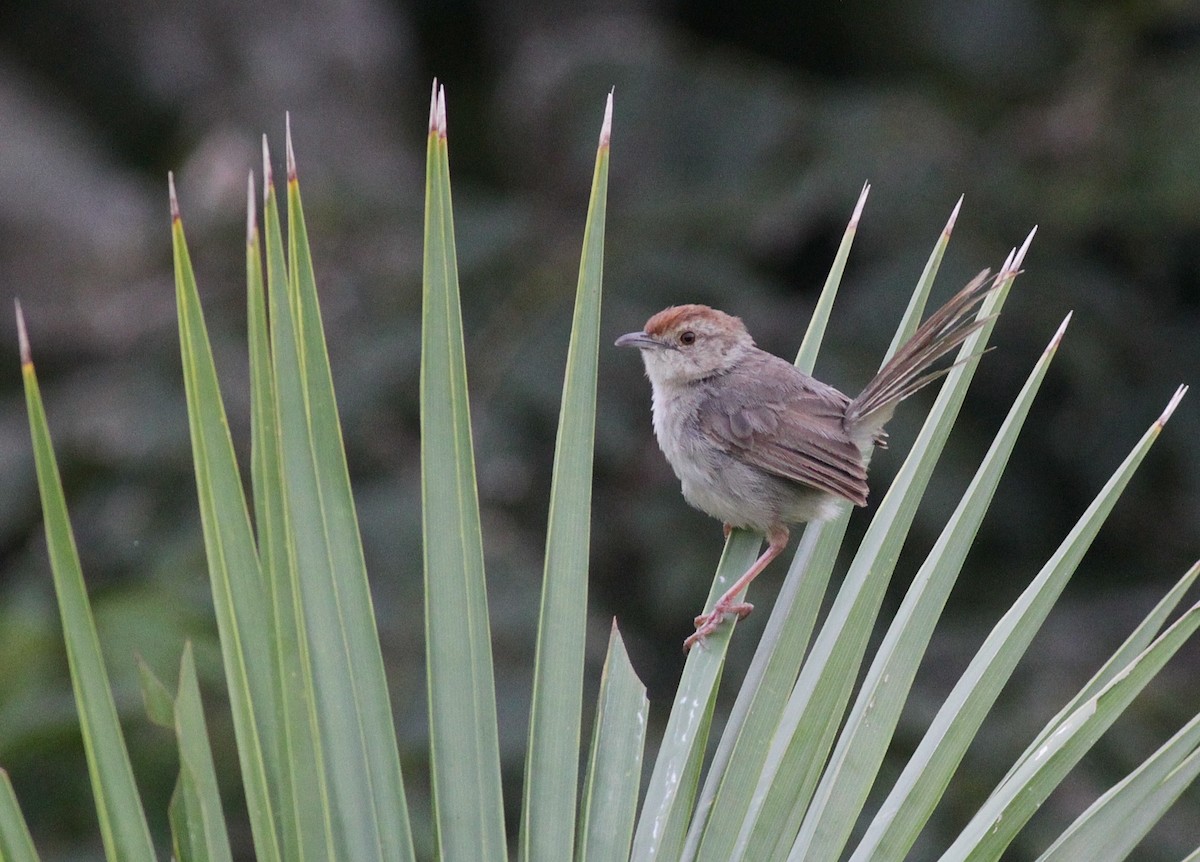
[
  {"x1": 944, "y1": 194, "x2": 964, "y2": 236},
  {"x1": 1050, "y1": 311, "x2": 1072, "y2": 350},
  {"x1": 850, "y1": 182, "x2": 870, "y2": 228},
  {"x1": 436, "y1": 84, "x2": 447, "y2": 137},
  {"x1": 599, "y1": 90, "x2": 613, "y2": 148},
  {"x1": 285, "y1": 113, "x2": 296, "y2": 180},
  {"x1": 429, "y1": 79, "x2": 438, "y2": 133},
  {"x1": 998, "y1": 247, "x2": 1016, "y2": 278},
  {"x1": 15, "y1": 299, "x2": 30, "y2": 366},
  {"x1": 1158, "y1": 385, "x2": 1188, "y2": 427},
  {"x1": 168, "y1": 171, "x2": 180, "y2": 222},
  {"x1": 261, "y1": 134, "x2": 273, "y2": 196},
  {"x1": 1013, "y1": 225, "x2": 1037, "y2": 269}
]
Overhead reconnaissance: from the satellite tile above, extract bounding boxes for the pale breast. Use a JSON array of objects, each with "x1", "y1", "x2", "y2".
[
  {"x1": 651, "y1": 383, "x2": 845, "y2": 533},
  {"x1": 652, "y1": 386, "x2": 781, "y2": 532}
]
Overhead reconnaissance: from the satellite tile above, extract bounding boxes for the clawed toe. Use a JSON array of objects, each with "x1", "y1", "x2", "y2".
[
  {"x1": 684, "y1": 601, "x2": 756, "y2": 651},
  {"x1": 683, "y1": 621, "x2": 715, "y2": 651}
]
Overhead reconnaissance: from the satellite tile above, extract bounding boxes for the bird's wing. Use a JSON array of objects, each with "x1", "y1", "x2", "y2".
[{"x1": 697, "y1": 363, "x2": 870, "y2": 506}]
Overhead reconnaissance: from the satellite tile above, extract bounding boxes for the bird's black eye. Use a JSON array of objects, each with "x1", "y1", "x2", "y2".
[{"x1": 679, "y1": 330, "x2": 696, "y2": 345}]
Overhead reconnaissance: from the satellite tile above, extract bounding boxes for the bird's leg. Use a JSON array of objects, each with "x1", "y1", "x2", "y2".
[{"x1": 684, "y1": 525, "x2": 790, "y2": 651}]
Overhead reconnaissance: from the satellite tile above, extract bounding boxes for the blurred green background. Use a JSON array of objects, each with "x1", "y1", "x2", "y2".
[{"x1": 0, "y1": 1, "x2": 1198, "y2": 859}]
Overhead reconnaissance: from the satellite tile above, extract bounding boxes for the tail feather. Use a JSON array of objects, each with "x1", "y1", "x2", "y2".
[{"x1": 845, "y1": 269, "x2": 996, "y2": 439}]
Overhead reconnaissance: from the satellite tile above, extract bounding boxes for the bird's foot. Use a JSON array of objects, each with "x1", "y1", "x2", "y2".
[{"x1": 684, "y1": 600, "x2": 754, "y2": 651}]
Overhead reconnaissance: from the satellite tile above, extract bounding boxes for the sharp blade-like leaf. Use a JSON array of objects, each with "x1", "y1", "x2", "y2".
[
  {"x1": 733, "y1": 254, "x2": 1025, "y2": 861},
  {"x1": 850, "y1": 385, "x2": 1188, "y2": 862},
  {"x1": 0, "y1": 769, "x2": 40, "y2": 862},
  {"x1": 672, "y1": 185, "x2": 872, "y2": 862},
  {"x1": 794, "y1": 183, "x2": 870, "y2": 374},
  {"x1": 421, "y1": 84, "x2": 508, "y2": 860},
  {"x1": 882, "y1": 195, "x2": 962, "y2": 360},
  {"x1": 791, "y1": 314, "x2": 1068, "y2": 861},
  {"x1": 1003, "y1": 558, "x2": 1200, "y2": 787},
  {"x1": 941, "y1": 592, "x2": 1200, "y2": 861},
  {"x1": 1037, "y1": 697, "x2": 1200, "y2": 862},
  {"x1": 170, "y1": 643, "x2": 234, "y2": 862},
  {"x1": 577, "y1": 622, "x2": 649, "y2": 862},
  {"x1": 17, "y1": 304, "x2": 156, "y2": 862},
  {"x1": 259, "y1": 148, "x2": 335, "y2": 861},
  {"x1": 267, "y1": 127, "x2": 414, "y2": 858},
  {"x1": 690, "y1": 195, "x2": 961, "y2": 862},
  {"x1": 520, "y1": 92, "x2": 612, "y2": 861},
  {"x1": 630, "y1": 528, "x2": 761, "y2": 862},
  {"x1": 172, "y1": 178, "x2": 284, "y2": 862},
  {"x1": 248, "y1": 168, "x2": 299, "y2": 857}
]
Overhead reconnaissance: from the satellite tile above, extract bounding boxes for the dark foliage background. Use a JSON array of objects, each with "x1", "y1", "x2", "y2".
[{"x1": 0, "y1": 1, "x2": 1197, "y2": 859}]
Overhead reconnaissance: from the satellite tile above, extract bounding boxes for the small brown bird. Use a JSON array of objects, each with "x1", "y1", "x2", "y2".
[{"x1": 616, "y1": 271, "x2": 995, "y2": 650}]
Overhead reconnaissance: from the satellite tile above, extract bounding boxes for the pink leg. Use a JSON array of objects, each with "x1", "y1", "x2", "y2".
[{"x1": 684, "y1": 525, "x2": 790, "y2": 651}]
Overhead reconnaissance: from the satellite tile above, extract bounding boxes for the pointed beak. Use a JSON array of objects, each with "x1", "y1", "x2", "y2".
[{"x1": 615, "y1": 331, "x2": 660, "y2": 349}]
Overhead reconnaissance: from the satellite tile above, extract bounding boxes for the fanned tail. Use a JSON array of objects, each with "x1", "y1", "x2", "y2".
[{"x1": 845, "y1": 269, "x2": 996, "y2": 442}]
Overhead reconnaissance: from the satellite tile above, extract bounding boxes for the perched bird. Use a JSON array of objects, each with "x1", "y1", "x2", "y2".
[{"x1": 616, "y1": 271, "x2": 996, "y2": 650}]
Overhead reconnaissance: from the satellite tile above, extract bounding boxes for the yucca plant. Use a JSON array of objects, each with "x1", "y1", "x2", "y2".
[{"x1": 2, "y1": 82, "x2": 1197, "y2": 862}]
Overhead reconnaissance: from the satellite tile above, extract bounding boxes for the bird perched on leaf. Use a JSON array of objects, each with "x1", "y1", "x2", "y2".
[{"x1": 616, "y1": 270, "x2": 997, "y2": 650}]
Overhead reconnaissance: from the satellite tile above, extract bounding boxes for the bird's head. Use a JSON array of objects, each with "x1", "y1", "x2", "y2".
[{"x1": 615, "y1": 304, "x2": 754, "y2": 387}]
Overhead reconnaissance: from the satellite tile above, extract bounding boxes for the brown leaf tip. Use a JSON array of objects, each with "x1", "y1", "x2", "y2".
[
  {"x1": 1049, "y1": 311, "x2": 1072, "y2": 351},
  {"x1": 285, "y1": 112, "x2": 297, "y2": 181},
  {"x1": 262, "y1": 135, "x2": 274, "y2": 194},
  {"x1": 1158, "y1": 384, "x2": 1188, "y2": 428},
  {"x1": 15, "y1": 299, "x2": 31, "y2": 367},
  {"x1": 599, "y1": 89, "x2": 613, "y2": 148},
  {"x1": 168, "y1": 171, "x2": 180, "y2": 223},
  {"x1": 849, "y1": 182, "x2": 870, "y2": 230},
  {"x1": 996, "y1": 247, "x2": 1016, "y2": 282},
  {"x1": 943, "y1": 194, "x2": 964, "y2": 238},
  {"x1": 436, "y1": 84, "x2": 447, "y2": 138},
  {"x1": 995, "y1": 226, "x2": 1037, "y2": 284},
  {"x1": 1012, "y1": 225, "x2": 1037, "y2": 271}
]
